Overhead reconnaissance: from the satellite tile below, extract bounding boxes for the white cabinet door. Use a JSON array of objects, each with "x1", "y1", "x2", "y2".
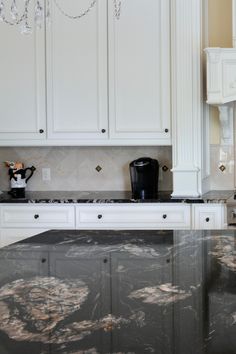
[
  {"x1": 46, "y1": 0, "x2": 108, "y2": 141},
  {"x1": 108, "y1": 0, "x2": 171, "y2": 144},
  {"x1": 0, "y1": 21, "x2": 46, "y2": 141},
  {"x1": 192, "y1": 204, "x2": 225, "y2": 230}
]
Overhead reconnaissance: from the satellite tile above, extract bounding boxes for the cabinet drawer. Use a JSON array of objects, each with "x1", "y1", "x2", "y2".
[
  {"x1": 1, "y1": 205, "x2": 75, "y2": 228},
  {"x1": 192, "y1": 204, "x2": 224, "y2": 230},
  {"x1": 76, "y1": 205, "x2": 191, "y2": 229}
]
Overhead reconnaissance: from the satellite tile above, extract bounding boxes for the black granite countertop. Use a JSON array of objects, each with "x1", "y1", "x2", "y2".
[
  {"x1": 0, "y1": 190, "x2": 233, "y2": 204},
  {"x1": 0, "y1": 229, "x2": 236, "y2": 353}
]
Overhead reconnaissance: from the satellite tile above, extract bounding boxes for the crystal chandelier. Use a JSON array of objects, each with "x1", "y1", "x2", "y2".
[{"x1": 0, "y1": 0, "x2": 122, "y2": 34}]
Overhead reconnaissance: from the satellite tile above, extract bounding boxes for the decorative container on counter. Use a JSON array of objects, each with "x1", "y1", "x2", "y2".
[{"x1": 5, "y1": 161, "x2": 36, "y2": 198}]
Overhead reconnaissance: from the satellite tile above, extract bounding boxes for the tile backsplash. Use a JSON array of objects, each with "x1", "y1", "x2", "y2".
[
  {"x1": 0, "y1": 146, "x2": 172, "y2": 191},
  {"x1": 210, "y1": 144, "x2": 235, "y2": 190}
]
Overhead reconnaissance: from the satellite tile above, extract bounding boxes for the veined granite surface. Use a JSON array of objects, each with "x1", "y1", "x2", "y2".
[
  {"x1": 0, "y1": 190, "x2": 233, "y2": 204},
  {"x1": 0, "y1": 229, "x2": 236, "y2": 353}
]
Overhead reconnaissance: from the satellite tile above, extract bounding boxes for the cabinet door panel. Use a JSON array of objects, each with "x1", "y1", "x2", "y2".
[
  {"x1": 47, "y1": 0, "x2": 108, "y2": 140},
  {"x1": 108, "y1": 0, "x2": 170, "y2": 143},
  {"x1": 0, "y1": 17, "x2": 46, "y2": 140}
]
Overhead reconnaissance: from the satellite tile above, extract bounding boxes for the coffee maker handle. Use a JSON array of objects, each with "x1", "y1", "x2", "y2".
[{"x1": 25, "y1": 166, "x2": 36, "y2": 183}]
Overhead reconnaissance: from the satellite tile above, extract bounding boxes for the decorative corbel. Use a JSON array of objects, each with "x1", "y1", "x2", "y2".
[{"x1": 218, "y1": 102, "x2": 234, "y2": 145}]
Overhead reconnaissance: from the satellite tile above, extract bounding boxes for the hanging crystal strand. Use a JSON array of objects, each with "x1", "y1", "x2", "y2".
[
  {"x1": 46, "y1": 0, "x2": 50, "y2": 24},
  {"x1": 114, "y1": 0, "x2": 122, "y2": 20},
  {"x1": 21, "y1": 0, "x2": 32, "y2": 34},
  {"x1": 10, "y1": 0, "x2": 18, "y2": 21},
  {"x1": 0, "y1": 0, "x2": 5, "y2": 22},
  {"x1": 35, "y1": 0, "x2": 43, "y2": 28}
]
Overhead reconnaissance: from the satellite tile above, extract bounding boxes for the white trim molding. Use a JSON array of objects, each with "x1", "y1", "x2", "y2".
[{"x1": 171, "y1": 0, "x2": 204, "y2": 197}]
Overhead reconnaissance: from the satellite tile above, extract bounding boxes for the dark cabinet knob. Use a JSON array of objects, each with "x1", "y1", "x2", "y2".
[
  {"x1": 41, "y1": 258, "x2": 46, "y2": 263},
  {"x1": 39, "y1": 129, "x2": 44, "y2": 134},
  {"x1": 205, "y1": 217, "x2": 210, "y2": 222},
  {"x1": 103, "y1": 258, "x2": 108, "y2": 263},
  {"x1": 101, "y1": 129, "x2": 106, "y2": 133},
  {"x1": 165, "y1": 128, "x2": 169, "y2": 133},
  {"x1": 163, "y1": 214, "x2": 167, "y2": 219},
  {"x1": 34, "y1": 214, "x2": 39, "y2": 219},
  {"x1": 98, "y1": 214, "x2": 103, "y2": 219}
]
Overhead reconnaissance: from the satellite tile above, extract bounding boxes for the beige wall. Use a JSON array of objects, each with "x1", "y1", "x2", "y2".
[
  {"x1": 208, "y1": 0, "x2": 232, "y2": 48},
  {"x1": 208, "y1": 0, "x2": 232, "y2": 144}
]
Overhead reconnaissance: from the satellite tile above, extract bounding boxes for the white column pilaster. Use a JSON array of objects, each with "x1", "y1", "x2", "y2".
[{"x1": 171, "y1": 0, "x2": 203, "y2": 197}]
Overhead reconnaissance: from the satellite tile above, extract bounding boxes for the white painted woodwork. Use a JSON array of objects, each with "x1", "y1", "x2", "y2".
[
  {"x1": 0, "y1": 203, "x2": 228, "y2": 232},
  {"x1": 76, "y1": 204, "x2": 191, "y2": 230},
  {"x1": 0, "y1": 11, "x2": 46, "y2": 140},
  {"x1": 1, "y1": 205, "x2": 75, "y2": 228},
  {"x1": 171, "y1": 0, "x2": 203, "y2": 197},
  {"x1": 192, "y1": 204, "x2": 225, "y2": 230},
  {"x1": 108, "y1": 0, "x2": 171, "y2": 145},
  {"x1": 0, "y1": 229, "x2": 47, "y2": 248},
  {"x1": 205, "y1": 48, "x2": 236, "y2": 105},
  {"x1": 46, "y1": 0, "x2": 108, "y2": 140},
  {"x1": 0, "y1": 0, "x2": 172, "y2": 147}
]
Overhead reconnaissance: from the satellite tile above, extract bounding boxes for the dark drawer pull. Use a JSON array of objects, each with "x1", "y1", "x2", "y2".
[
  {"x1": 101, "y1": 129, "x2": 106, "y2": 133},
  {"x1": 98, "y1": 214, "x2": 103, "y2": 219},
  {"x1": 34, "y1": 214, "x2": 39, "y2": 219},
  {"x1": 41, "y1": 258, "x2": 46, "y2": 263},
  {"x1": 163, "y1": 214, "x2": 167, "y2": 219},
  {"x1": 39, "y1": 129, "x2": 44, "y2": 134},
  {"x1": 205, "y1": 217, "x2": 210, "y2": 222}
]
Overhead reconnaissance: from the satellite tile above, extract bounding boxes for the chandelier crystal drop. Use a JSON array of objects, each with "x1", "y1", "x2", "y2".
[{"x1": 0, "y1": 0, "x2": 122, "y2": 34}]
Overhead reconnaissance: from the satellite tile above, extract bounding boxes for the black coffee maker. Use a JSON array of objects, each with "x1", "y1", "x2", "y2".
[{"x1": 129, "y1": 157, "x2": 159, "y2": 199}]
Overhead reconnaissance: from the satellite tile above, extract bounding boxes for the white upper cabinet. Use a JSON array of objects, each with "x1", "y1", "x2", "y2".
[
  {"x1": 0, "y1": 0, "x2": 171, "y2": 146},
  {"x1": 0, "y1": 19, "x2": 46, "y2": 141},
  {"x1": 46, "y1": 0, "x2": 108, "y2": 140},
  {"x1": 108, "y1": 0, "x2": 171, "y2": 144},
  {"x1": 205, "y1": 48, "x2": 236, "y2": 105}
]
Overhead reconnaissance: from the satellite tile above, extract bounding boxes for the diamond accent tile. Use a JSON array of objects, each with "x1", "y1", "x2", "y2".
[
  {"x1": 95, "y1": 165, "x2": 102, "y2": 172},
  {"x1": 219, "y1": 164, "x2": 226, "y2": 172},
  {"x1": 162, "y1": 165, "x2": 169, "y2": 172}
]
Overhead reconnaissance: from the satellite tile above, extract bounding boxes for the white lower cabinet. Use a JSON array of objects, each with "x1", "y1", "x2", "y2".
[
  {"x1": 0, "y1": 203, "x2": 227, "y2": 248},
  {"x1": 76, "y1": 204, "x2": 191, "y2": 230},
  {"x1": 192, "y1": 204, "x2": 226, "y2": 230}
]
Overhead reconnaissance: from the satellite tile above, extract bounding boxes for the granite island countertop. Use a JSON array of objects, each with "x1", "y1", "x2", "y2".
[
  {"x1": 0, "y1": 229, "x2": 236, "y2": 353},
  {"x1": 0, "y1": 190, "x2": 234, "y2": 204}
]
